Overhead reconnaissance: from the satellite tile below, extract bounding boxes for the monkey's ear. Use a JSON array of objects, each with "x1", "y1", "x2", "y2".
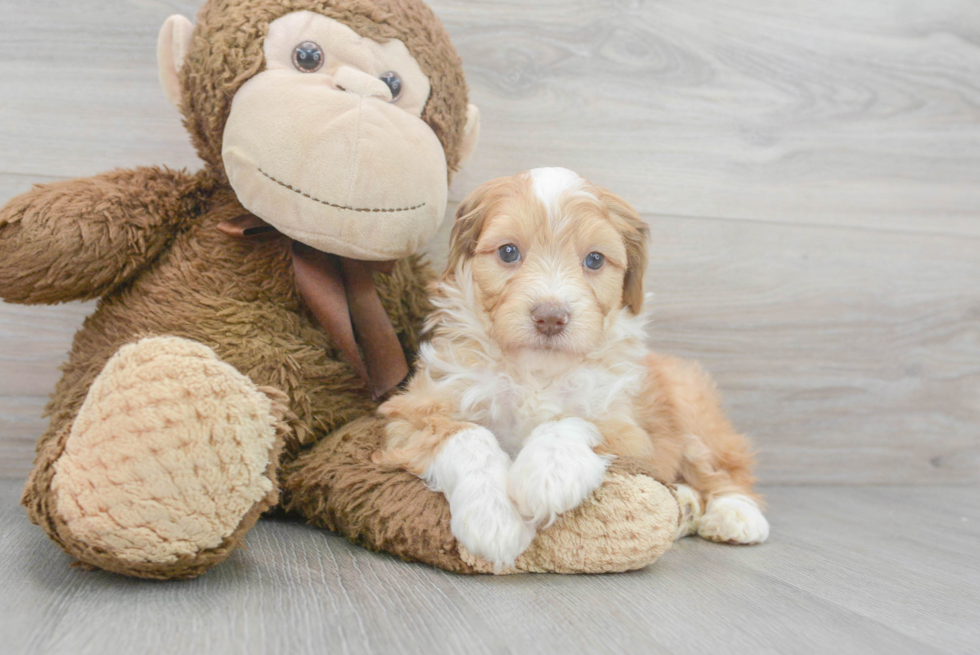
[
  {"x1": 157, "y1": 15, "x2": 195, "y2": 108},
  {"x1": 457, "y1": 104, "x2": 481, "y2": 168}
]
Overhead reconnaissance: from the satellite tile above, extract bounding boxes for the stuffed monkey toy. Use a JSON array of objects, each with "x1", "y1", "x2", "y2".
[{"x1": 0, "y1": 0, "x2": 678, "y2": 579}]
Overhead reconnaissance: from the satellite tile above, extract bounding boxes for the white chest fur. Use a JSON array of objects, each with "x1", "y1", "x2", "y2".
[
  {"x1": 418, "y1": 340, "x2": 648, "y2": 458},
  {"x1": 418, "y1": 281, "x2": 653, "y2": 457},
  {"x1": 487, "y1": 354, "x2": 643, "y2": 456}
]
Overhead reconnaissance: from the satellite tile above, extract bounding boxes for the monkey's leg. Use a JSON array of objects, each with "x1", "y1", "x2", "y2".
[
  {"x1": 21, "y1": 336, "x2": 287, "y2": 579},
  {"x1": 280, "y1": 416, "x2": 679, "y2": 574}
]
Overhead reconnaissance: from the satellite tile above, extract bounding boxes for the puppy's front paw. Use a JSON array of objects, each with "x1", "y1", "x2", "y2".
[
  {"x1": 698, "y1": 494, "x2": 770, "y2": 544},
  {"x1": 450, "y1": 488, "x2": 535, "y2": 570},
  {"x1": 508, "y1": 418, "x2": 611, "y2": 527}
]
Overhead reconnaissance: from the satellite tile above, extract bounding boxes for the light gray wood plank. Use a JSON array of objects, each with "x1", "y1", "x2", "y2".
[
  {"x1": 0, "y1": 301, "x2": 94, "y2": 398},
  {"x1": 0, "y1": 397, "x2": 47, "y2": 480},
  {"x1": 644, "y1": 214, "x2": 980, "y2": 484},
  {"x1": 433, "y1": 0, "x2": 980, "y2": 235},
  {"x1": 0, "y1": 0, "x2": 203, "y2": 178},
  {"x1": 1, "y1": 0, "x2": 979, "y2": 234},
  {"x1": 3, "y1": 481, "x2": 978, "y2": 655},
  {"x1": 0, "y1": 173, "x2": 68, "y2": 202},
  {"x1": 0, "y1": 296, "x2": 95, "y2": 479}
]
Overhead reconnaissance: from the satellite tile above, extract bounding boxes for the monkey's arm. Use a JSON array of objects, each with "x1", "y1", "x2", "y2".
[{"x1": 0, "y1": 166, "x2": 208, "y2": 304}]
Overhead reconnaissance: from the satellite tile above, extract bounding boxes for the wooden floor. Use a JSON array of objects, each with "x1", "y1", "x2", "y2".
[
  {"x1": 1, "y1": 0, "x2": 979, "y2": 653},
  {"x1": 2, "y1": 480, "x2": 978, "y2": 655}
]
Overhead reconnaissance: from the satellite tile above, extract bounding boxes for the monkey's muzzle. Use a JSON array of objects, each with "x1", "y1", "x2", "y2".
[{"x1": 221, "y1": 70, "x2": 449, "y2": 262}]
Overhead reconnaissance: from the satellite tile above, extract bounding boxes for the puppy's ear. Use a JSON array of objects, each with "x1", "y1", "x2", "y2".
[
  {"x1": 444, "y1": 178, "x2": 507, "y2": 277},
  {"x1": 601, "y1": 189, "x2": 648, "y2": 314}
]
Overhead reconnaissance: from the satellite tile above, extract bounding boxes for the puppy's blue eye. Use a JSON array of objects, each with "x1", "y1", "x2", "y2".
[
  {"x1": 498, "y1": 244, "x2": 521, "y2": 263},
  {"x1": 584, "y1": 252, "x2": 604, "y2": 270}
]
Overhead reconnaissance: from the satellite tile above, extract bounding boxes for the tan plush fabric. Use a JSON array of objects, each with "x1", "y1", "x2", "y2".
[
  {"x1": 261, "y1": 11, "x2": 433, "y2": 115},
  {"x1": 222, "y1": 11, "x2": 451, "y2": 260},
  {"x1": 462, "y1": 473, "x2": 678, "y2": 574},
  {"x1": 181, "y1": 0, "x2": 471, "y2": 178},
  {"x1": 7, "y1": 179, "x2": 678, "y2": 576},
  {"x1": 157, "y1": 15, "x2": 194, "y2": 107},
  {"x1": 52, "y1": 337, "x2": 281, "y2": 565}
]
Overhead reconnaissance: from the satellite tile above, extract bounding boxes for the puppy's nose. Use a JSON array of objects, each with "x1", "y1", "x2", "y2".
[{"x1": 531, "y1": 303, "x2": 570, "y2": 336}]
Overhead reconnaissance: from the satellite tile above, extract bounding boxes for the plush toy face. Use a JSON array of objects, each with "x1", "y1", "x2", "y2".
[
  {"x1": 158, "y1": 1, "x2": 480, "y2": 261},
  {"x1": 223, "y1": 11, "x2": 449, "y2": 260}
]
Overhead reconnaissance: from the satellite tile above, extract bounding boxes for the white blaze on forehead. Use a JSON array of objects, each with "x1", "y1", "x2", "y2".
[
  {"x1": 528, "y1": 167, "x2": 594, "y2": 231},
  {"x1": 529, "y1": 167, "x2": 584, "y2": 206}
]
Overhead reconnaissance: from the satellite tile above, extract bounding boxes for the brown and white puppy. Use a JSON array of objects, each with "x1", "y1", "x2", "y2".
[{"x1": 375, "y1": 168, "x2": 769, "y2": 568}]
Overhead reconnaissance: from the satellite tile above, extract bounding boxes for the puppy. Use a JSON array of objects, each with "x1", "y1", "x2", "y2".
[{"x1": 375, "y1": 167, "x2": 769, "y2": 568}]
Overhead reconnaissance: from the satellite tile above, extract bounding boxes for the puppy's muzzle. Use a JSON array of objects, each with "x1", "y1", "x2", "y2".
[{"x1": 531, "y1": 303, "x2": 570, "y2": 337}]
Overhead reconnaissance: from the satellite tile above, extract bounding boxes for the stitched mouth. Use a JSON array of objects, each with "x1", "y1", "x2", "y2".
[{"x1": 259, "y1": 168, "x2": 426, "y2": 213}]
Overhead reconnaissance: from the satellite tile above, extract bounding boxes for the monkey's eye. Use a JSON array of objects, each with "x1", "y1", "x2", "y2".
[
  {"x1": 379, "y1": 71, "x2": 402, "y2": 101},
  {"x1": 498, "y1": 244, "x2": 521, "y2": 264},
  {"x1": 584, "y1": 252, "x2": 605, "y2": 270},
  {"x1": 292, "y1": 42, "x2": 324, "y2": 73}
]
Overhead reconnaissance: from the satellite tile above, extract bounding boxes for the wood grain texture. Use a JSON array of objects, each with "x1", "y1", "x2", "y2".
[
  {"x1": 0, "y1": 301, "x2": 94, "y2": 479},
  {"x1": 434, "y1": 0, "x2": 980, "y2": 235},
  {"x1": 2, "y1": 0, "x2": 979, "y2": 484},
  {"x1": 0, "y1": 0, "x2": 977, "y2": 231},
  {"x1": 0, "y1": 1, "x2": 203, "y2": 178},
  {"x1": 644, "y1": 216, "x2": 980, "y2": 484},
  {"x1": 2, "y1": 480, "x2": 978, "y2": 655}
]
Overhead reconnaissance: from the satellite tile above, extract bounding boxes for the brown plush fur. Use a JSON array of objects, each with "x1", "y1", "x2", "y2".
[
  {"x1": 1, "y1": 0, "x2": 678, "y2": 579},
  {"x1": 281, "y1": 416, "x2": 473, "y2": 572},
  {"x1": 10, "y1": 181, "x2": 435, "y2": 577},
  {"x1": 280, "y1": 415, "x2": 679, "y2": 574},
  {"x1": 0, "y1": 167, "x2": 210, "y2": 304}
]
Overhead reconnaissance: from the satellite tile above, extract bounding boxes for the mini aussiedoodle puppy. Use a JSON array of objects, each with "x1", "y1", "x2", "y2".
[{"x1": 374, "y1": 167, "x2": 769, "y2": 568}]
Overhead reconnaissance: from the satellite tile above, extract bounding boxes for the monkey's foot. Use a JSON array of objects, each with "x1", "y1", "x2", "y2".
[
  {"x1": 49, "y1": 336, "x2": 284, "y2": 578},
  {"x1": 461, "y1": 461, "x2": 680, "y2": 574}
]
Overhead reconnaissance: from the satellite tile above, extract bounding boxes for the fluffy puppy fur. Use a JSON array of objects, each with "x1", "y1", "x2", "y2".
[{"x1": 375, "y1": 168, "x2": 769, "y2": 568}]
